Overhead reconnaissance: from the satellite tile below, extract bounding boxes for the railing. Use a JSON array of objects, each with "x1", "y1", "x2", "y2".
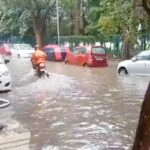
[{"x1": 0, "y1": 33, "x2": 150, "y2": 58}]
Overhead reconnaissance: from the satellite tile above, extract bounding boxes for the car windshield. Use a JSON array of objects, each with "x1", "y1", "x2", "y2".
[
  {"x1": 92, "y1": 47, "x2": 106, "y2": 54},
  {"x1": 136, "y1": 51, "x2": 150, "y2": 60},
  {"x1": 12, "y1": 44, "x2": 33, "y2": 50}
]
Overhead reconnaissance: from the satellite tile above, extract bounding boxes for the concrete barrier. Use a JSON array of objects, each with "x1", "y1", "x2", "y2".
[{"x1": 0, "y1": 120, "x2": 31, "y2": 150}]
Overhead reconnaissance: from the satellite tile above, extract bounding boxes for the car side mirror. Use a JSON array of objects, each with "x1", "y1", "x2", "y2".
[
  {"x1": 131, "y1": 57, "x2": 137, "y2": 62},
  {"x1": 4, "y1": 59, "x2": 10, "y2": 64}
]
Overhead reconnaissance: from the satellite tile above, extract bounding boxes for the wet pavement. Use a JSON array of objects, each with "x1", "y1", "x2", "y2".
[{"x1": 0, "y1": 58, "x2": 150, "y2": 150}]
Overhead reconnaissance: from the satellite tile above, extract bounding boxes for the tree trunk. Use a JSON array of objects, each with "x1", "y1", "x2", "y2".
[
  {"x1": 132, "y1": 83, "x2": 150, "y2": 149},
  {"x1": 80, "y1": 0, "x2": 84, "y2": 34},
  {"x1": 33, "y1": 16, "x2": 46, "y2": 48},
  {"x1": 75, "y1": 0, "x2": 81, "y2": 35},
  {"x1": 122, "y1": 40, "x2": 131, "y2": 59},
  {"x1": 35, "y1": 30, "x2": 44, "y2": 49},
  {"x1": 142, "y1": 0, "x2": 150, "y2": 15},
  {"x1": 134, "y1": 0, "x2": 147, "y2": 19}
]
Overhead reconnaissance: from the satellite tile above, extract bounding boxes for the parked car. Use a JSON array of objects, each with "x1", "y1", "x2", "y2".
[
  {"x1": 8, "y1": 44, "x2": 34, "y2": 58},
  {"x1": 65, "y1": 46, "x2": 108, "y2": 67},
  {"x1": 0, "y1": 43, "x2": 12, "y2": 60},
  {"x1": 43, "y1": 44, "x2": 70, "y2": 61},
  {"x1": 0, "y1": 55, "x2": 11, "y2": 91},
  {"x1": 117, "y1": 50, "x2": 150, "y2": 75}
]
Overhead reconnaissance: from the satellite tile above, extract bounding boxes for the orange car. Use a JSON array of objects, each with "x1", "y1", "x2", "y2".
[
  {"x1": 65, "y1": 46, "x2": 108, "y2": 67},
  {"x1": 43, "y1": 44, "x2": 70, "y2": 61}
]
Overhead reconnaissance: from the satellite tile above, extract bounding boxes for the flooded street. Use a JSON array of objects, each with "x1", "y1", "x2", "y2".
[{"x1": 1, "y1": 59, "x2": 150, "y2": 150}]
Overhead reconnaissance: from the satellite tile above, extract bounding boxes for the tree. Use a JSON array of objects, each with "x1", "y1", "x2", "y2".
[
  {"x1": 132, "y1": 1, "x2": 150, "y2": 149},
  {"x1": 61, "y1": 0, "x2": 85, "y2": 35},
  {"x1": 0, "y1": 1, "x2": 20, "y2": 35},
  {"x1": 84, "y1": 0, "x2": 101, "y2": 36},
  {"x1": 59, "y1": 0, "x2": 75, "y2": 35},
  {"x1": 98, "y1": 0, "x2": 138, "y2": 59},
  {"x1": 4, "y1": 0, "x2": 56, "y2": 48},
  {"x1": 142, "y1": 0, "x2": 150, "y2": 15}
]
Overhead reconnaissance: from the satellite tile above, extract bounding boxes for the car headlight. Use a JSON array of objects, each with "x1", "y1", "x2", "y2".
[{"x1": 1, "y1": 71, "x2": 9, "y2": 76}]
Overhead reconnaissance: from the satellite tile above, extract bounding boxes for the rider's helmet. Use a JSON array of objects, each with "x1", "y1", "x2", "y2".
[{"x1": 34, "y1": 44, "x2": 39, "y2": 50}]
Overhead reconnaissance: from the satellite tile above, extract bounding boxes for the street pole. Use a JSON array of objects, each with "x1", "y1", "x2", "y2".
[{"x1": 56, "y1": 0, "x2": 60, "y2": 45}]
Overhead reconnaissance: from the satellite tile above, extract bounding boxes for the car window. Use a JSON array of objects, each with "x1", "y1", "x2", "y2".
[
  {"x1": 61, "y1": 47, "x2": 66, "y2": 52},
  {"x1": 136, "y1": 51, "x2": 150, "y2": 61},
  {"x1": 92, "y1": 47, "x2": 106, "y2": 54},
  {"x1": 45, "y1": 48, "x2": 54, "y2": 52},
  {"x1": 12, "y1": 44, "x2": 33, "y2": 50},
  {"x1": 80, "y1": 47, "x2": 87, "y2": 54},
  {"x1": 72, "y1": 48, "x2": 79, "y2": 55}
]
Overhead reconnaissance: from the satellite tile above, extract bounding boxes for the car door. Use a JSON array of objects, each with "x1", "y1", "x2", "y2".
[
  {"x1": 76, "y1": 47, "x2": 87, "y2": 65},
  {"x1": 128, "y1": 52, "x2": 148, "y2": 75},
  {"x1": 70, "y1": 48, "x2": 79, "y2": 65}
]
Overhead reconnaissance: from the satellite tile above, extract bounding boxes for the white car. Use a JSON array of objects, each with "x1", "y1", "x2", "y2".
[
  {"x1": 117, "y1": 50, "x2": 150, "y2": 75},
  {"x1": 0, "y1": 55, "x2": 11, "y2": 91},
  {"x1": 10, "y1": 44, "x2": 34, "y2": 58}
]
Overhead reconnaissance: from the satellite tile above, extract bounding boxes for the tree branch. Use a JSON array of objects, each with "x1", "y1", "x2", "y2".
[{"x1": 44, "y1": 0, "x2": 56, "y2": 19}]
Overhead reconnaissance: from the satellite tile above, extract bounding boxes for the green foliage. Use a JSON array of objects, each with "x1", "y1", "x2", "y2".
[
  {"x1": 97, "y1": 0, "x2": 140, "y2": 56},
  {"x1": 98, "y1": 0, "x2": 137, "y2": 35},
  {"x1": 0, "y1": 0, "x2": 148, "y2": 48},
  {"x1": 0, "y1": 0, "x2": 56, "y2": 36},
  {"x1": 84, "y1": 0, "x2": 101, "y2": 35},
  {"x1": 0, "y1": 1, "x2": 20, "y2": 34}
]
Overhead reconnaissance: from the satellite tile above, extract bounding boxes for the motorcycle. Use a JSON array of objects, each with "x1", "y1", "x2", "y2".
[{"x1": 36, "y1": 63, "x2": 49, "y2": 78}]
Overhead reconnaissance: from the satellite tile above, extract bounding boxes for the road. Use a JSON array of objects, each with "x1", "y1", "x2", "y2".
[{"x1": 0, "y1": 58, "x2": 150, "y2": 150}]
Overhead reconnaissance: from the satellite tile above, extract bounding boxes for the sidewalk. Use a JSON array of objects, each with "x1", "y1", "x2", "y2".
[{"x1": 0, "y1": 119, "x2": 31, "y2": 150}]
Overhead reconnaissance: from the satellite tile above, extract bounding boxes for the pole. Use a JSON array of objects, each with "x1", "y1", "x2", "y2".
[{"x1": 56, "y1": 0, "x2": 60, "y2": 45}]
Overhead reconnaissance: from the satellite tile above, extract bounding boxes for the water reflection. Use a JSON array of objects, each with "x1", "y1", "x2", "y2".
[{"x1": 1, "y1": 59, "x2": 150, "y2": 150}]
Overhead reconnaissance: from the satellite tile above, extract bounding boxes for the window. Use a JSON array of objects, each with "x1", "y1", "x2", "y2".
[
  {"x1": 136, "y1": 51, "x2": 150, "y2": 61},
  {"x1": 73, "y1": 49, "x2": 79, "y2": 55},
  {"x1": 61, "y1": 47, "x2": 66, "y2": 52},
  {"x1": 80, "y1": 47, "x2": 87, "y2": 54},
  {"x1": 45, "y1": 48, "x2": 54, "y2": 52},
  {"x1": 92, "y1": 47, "x2": 106, "y2": 54},
  {"x1": 12, "y1": 44, "x2": 33, "y2": 50}
]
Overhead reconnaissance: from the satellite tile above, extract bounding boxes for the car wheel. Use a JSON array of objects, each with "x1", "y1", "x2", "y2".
[
  {"x1": 84, "y1": 63, "x2": 88, "y2": 67},
  {"x1": 118, "y1": 67, "x2": 128, "y2": 75},
  {"x1": 0, "y1": 98, "x2": 11, "y2": 108},
  {"x1": 17, "y1": 54, "x2": 21, "y2": 58}
]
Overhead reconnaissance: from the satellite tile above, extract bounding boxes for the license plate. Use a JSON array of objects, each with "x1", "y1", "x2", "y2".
[
  {"x1": 40, "y1": 68, "x2": 45, "y2": 71},
  {"x1": 96, "y1": 57, "x2": 103, "y2": 60}
]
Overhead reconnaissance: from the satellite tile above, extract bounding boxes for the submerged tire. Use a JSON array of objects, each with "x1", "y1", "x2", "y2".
[
  {"x1": 118, "y1": 67, "x2": 128, "y2": 75},
  {"x1": 0, "y1": 98, "x2": 11, "y2": 108},
  {"x1": 83, "y1": 63, "x2": 88, "y2": 67}
]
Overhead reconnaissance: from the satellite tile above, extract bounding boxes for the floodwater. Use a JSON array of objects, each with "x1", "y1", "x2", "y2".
[{"x1": 1, "y1": 58, "x2": 150, "y2": 150}]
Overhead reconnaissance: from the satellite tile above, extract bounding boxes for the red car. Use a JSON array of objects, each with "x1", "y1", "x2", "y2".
[
  {"x1": 43, "y1": 44, "x2": 70, "y2": 61},
  {"x1": 65, "y1": 46, "x2": 108, "y2": 67},
  {"x1": 0, "y1": 44, "x2": 12, "y2": 56}
]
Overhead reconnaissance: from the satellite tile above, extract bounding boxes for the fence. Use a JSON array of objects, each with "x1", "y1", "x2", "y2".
[{"x1": 0, "y1": 33, "x2": 150, "y2": 58}]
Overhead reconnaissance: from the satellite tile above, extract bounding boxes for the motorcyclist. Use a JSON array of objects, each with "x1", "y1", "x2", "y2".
[{"x1": 31, "y1": 45, "x2": 47, "y2": 69}]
